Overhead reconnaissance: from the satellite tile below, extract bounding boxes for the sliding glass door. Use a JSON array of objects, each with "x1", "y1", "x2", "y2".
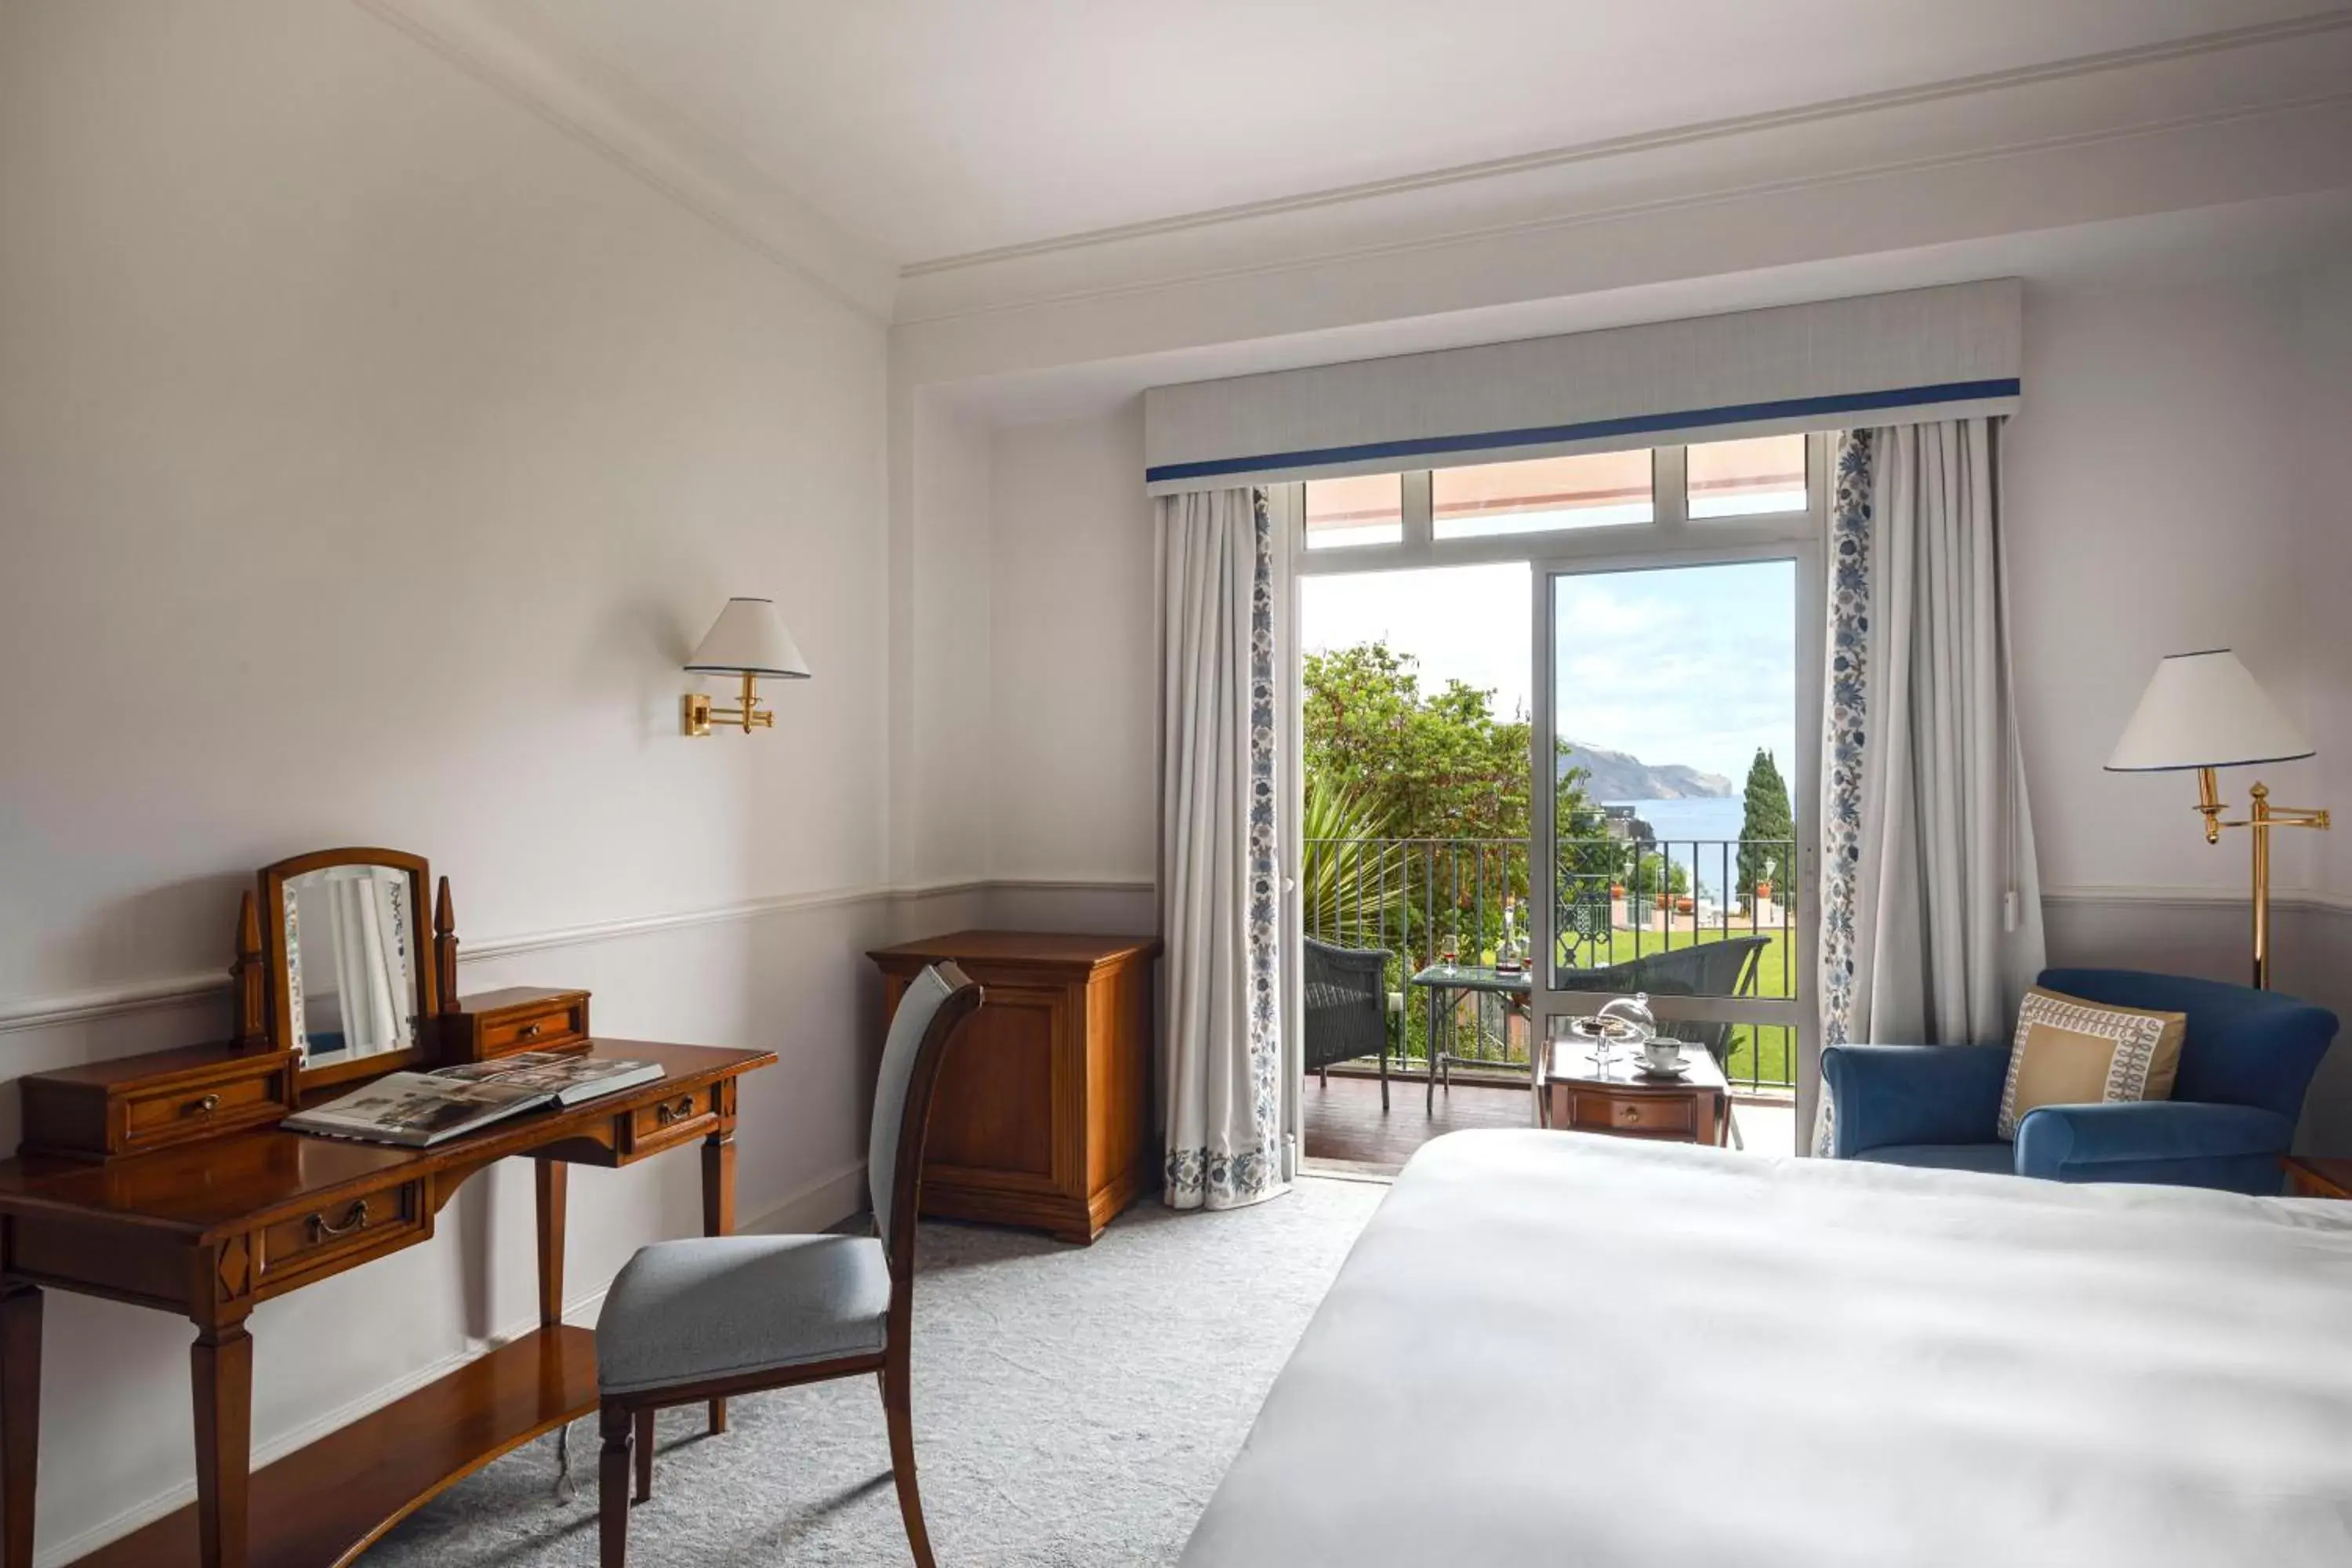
[
  {"x1": 1289, "y1": 434, "x2": 1826, "y2": 1166},
  {"x1": 1528, "y1": 546, "x2": 1821, "y2": 1145}
]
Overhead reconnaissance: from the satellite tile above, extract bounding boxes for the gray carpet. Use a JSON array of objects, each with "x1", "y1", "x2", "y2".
[{"x1": 368, "y1": 1176, "x2": 1386, "y2": 1566}]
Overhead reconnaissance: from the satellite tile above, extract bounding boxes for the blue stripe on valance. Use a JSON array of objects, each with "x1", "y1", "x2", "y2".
[
  {"x1": 1142, "y1": 280, "x2": 2024, "y2": 495},
  {"x1": 1144, "y1": 378, "x2": 2020, "y2": 486}
]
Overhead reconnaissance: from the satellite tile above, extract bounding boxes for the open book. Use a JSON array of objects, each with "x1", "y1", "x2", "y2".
[{"x1": 284, "y1": 1053, "x2": 665, "y2": 1148}]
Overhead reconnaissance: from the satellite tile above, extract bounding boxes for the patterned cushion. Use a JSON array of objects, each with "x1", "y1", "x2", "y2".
[{"x1": 1997, "y1": 986, "x2": 2186, "y2": 1140}]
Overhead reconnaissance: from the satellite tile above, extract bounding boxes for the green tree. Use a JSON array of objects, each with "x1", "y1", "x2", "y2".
[
  {"x1": 1737, "y1": 748, "x2": 1795, "y2": 909},
  {"x1": 1302, "y1": 642, "x2": 1540, "y2": 841},
  {"x1": 1629, "y1": 849, "x2": 1690, "y2": 901}
]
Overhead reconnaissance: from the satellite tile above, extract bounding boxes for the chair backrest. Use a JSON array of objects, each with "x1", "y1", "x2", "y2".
[
  {"x1": 870, "y1": 962, "x2": 983, "y2": 1279},
  {"x1": 1624, "y1": 936, "x2": 1769, "y2": 1000},
  {"x1": 2038, "y1": 967, "x2": 2339, "y2": 1122},
  {"x1": 1550, "y1": 937, "x2": 1769, "y2": 1063}
]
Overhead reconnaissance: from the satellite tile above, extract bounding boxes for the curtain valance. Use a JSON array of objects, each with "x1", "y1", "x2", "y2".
[{"x1": 1144, "y1": 280, "x2": 2020, "y2": 495}]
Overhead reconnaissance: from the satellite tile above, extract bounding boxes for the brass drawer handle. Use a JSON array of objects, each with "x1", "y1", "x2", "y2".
[
  {"x1": 654, "y1": 1095, "x2": 696, "y2": 1127},
  {"x1": 184, "y1": 1094, "x2": 222, "y2": 1118},
  {"x1": 308, "y1": 1200, "x2": 371, "y2": 1241},
  {"x1": 518, "y1": 1022, "x2": 543, "y2": 1040},
  {"x1": 1618, "y1": 1103, "x2": 1641, "y2": 1122}
]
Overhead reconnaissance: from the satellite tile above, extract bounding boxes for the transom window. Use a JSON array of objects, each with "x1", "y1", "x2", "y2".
[{"x1": 1300, "y1": 433, "x2": 1814, "y2": 557}]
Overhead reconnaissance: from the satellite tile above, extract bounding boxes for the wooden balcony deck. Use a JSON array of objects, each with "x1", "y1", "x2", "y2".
[{"x1": 1302, "y1": 1072, "x2": 1797, "y2": 1174}]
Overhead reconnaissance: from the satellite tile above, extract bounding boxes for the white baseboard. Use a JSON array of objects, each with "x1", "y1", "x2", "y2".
[{"x1": 36, "y1": 1158, "x2": 869, "y2": 1567}]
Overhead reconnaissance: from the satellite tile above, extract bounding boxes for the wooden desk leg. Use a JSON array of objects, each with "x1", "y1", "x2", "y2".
[
  {"x1": 702, "y1": 1130, "x2": 735, "y2": 1435},
  {"x1": 191, "y1": 1322, "x2": 252, "y2": 1568},
  {"x1": 0, "y1": 1282, "x2": 40, "y2": 1568},
  {"x1": 535, "y1": 1159, "x2": 568, "y2": 1330}
]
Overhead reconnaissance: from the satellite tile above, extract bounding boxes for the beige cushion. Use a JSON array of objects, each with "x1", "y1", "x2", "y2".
[{"x1": 1996, "y1": 985, "x2": 2186, "y2": 1140}]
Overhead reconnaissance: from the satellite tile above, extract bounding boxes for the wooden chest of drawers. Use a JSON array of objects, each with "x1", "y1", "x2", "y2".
[{"x1": 869, "y1": 931, "x2": 1160, "y2": 1244}]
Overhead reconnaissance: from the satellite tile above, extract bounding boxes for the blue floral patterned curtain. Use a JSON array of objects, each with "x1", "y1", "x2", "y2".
[
  {"x1": 1159, "y1": 487, "x2": 1287, "y2": 1210},
  {"x1": 1814, "y1": 421, "x2": 2045, "y2": 1155}
]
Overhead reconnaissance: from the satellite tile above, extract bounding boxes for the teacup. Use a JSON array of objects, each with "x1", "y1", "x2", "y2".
[{"x1": 1639, "y1": 1038, "x2": 1683, "y2": 1073}]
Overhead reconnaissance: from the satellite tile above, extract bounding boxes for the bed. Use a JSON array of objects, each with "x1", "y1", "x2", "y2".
[{"x1": 1180, "y1": 1130, "x2": 2352, "y2": 1567}]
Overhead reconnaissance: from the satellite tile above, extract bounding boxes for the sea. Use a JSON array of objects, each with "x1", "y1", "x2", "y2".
[{"x1": 1602, "y1": 797, "x2": 1795, "y2": 905}]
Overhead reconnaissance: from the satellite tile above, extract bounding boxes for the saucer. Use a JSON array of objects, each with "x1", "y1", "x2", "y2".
[{"x1": 1632, "y1": 1058, "x2": 1691, "y2": 1079}]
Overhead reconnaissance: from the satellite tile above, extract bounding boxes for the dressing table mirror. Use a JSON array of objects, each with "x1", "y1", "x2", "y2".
[{"x1": 258, "y1": 848, "x2": 439, "y2": 1088}]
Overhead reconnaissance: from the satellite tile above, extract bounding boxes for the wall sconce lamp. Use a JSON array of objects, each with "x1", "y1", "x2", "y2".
[
  {"x1": 2107, "y1": 648, "x2": 2329, "y2": 989},
  {"x1": 681, "y1": 597, "x2": 810, "y2": 737}
]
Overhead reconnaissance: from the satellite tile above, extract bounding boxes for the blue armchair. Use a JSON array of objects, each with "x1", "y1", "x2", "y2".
[{"x1": 1821, "y1": 968, "x2": 2339, "y2": 1194}]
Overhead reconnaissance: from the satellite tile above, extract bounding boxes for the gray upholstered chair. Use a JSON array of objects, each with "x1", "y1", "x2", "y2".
[{"x1": 594, "y1": 961, "x2": 982, "y2": 1567}]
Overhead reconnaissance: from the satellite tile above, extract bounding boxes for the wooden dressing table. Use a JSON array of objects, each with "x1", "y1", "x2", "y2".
[{"x1": 0, "y1": 851, "x2": 776, "y2": 1568}]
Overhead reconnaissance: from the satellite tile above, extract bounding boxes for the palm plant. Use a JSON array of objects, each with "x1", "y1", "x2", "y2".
[{"x1": 1300, "y1": 774, "x2": 1406, "y2": 949}]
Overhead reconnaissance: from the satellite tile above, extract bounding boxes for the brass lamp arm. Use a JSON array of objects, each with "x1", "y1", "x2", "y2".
[
  {"x1": 2190, "y1": 768, "x2": 2333, "y2": 989},
  {"x1": 681, "y1": 670, "x2": 776, "y2": 737}
]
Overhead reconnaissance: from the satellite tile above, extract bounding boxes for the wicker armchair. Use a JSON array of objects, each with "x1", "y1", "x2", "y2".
[{"x1": 1304, "y1": 937, "x2": 1394, "y2": 1110}]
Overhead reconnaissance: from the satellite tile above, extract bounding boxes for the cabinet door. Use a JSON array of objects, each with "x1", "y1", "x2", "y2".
[{"x1": 922, "y1": 980, "x2": 1072, "y2": 1197}]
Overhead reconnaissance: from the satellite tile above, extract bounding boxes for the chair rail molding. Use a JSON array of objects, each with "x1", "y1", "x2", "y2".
[{"x1": 0, "y1": 877, "x2": 1163, "y2": 1036}]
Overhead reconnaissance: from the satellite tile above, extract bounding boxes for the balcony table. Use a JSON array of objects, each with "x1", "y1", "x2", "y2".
[{"x1": 1406, "y1": 964, "x2": 1533, "y2": 1114}]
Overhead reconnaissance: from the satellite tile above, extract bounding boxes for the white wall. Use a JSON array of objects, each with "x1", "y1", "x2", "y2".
[
  {"x1": 985, "y1": 407, "x2": 1160, "y2": 887},
  {"x1": 2006, "y1": 276, "x2": 2323, "y2": 902},
  {"x1": 2294, "y1": 261, "x2": 2352, "y2": 907},
  {"x1": 903, "y1": 393, "x2": 997, "y2": 887},
  {"x1": 0, "y1": 2, "x2": 889, "y2": 1557}
]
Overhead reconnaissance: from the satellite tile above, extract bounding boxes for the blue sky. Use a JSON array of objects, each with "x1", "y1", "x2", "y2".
[{"x1": 1300, "y1": 558, "x2": 1796, "y2": 789}]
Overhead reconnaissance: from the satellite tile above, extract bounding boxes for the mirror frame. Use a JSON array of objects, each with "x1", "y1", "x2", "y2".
[{"x1": 259, "y1": 847, "x2": 441, "y2": 1093}]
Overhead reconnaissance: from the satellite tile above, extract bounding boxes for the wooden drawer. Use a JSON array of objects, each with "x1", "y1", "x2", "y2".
[
  {"x1": 123, "y1": 1070, "x2": 281, "y2": 1145},
  {"x1": 479, "y1": 998, "x2": 586, "y2": 1055},
  {"x1": 622, "y1": 1087, "x2": 715, "y2": 1156},
  {"x1": 253, "y1": 1177, "x2": 429, "y2": 1294},
  {"x1": 1559, "y1": 1088, "x2": 1699, "y2": 1138},
  {"x1": 20, "y1": 1046, "x2": 298, "y2": 1163},
  {"x1": 446, "y1": 987, "x2": 591, "y2": 1062}
]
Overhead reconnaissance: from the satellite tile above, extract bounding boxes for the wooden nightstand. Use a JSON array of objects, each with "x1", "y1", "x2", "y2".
[
  {"x1": 2281, "y1": 1155, "x2": 2352, "y2": 1199},
  {"x1": 1535, "y1": 1034, "x2": 1730, "y2": 1147}
]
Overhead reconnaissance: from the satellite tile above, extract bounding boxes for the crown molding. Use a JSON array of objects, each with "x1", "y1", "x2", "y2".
[
  {"x1": 350, "y1": 0, "x2": 898, "y2": 321},
  {"x1": 891, "y1": 14, "x2": 2352, "y2": 344},
  {"x1": 902, "y1": 12, "x2": 2352, "y2": 284}
]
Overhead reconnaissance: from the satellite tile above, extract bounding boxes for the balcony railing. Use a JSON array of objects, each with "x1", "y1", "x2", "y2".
[{"x1": 1301, "y1": 835, "x2": 1798, "y2": 1092}]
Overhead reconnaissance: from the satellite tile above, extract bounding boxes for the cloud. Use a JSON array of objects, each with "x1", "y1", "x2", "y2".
[{"x1": 1302, "y1": 557, "x2": 1796, "y2": 781}]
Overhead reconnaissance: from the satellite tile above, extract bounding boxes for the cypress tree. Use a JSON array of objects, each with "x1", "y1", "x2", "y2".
[{"x1": 1737, "y1": 749, "x2": 1794, "y2": 910}]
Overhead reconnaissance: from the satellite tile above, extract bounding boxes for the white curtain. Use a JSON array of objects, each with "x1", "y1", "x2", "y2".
[
  {"x1": 1159, "y1": 486, "x2": 1287, "y2": 1210},
  {"x1": 310, "y1": 869, "x2": 412, "y2": 1058},
  {"x1": 1814, "y1": 419, "x2": 2045, "y2": 1152}
]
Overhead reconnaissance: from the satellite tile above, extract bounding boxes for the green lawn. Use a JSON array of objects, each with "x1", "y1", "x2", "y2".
[
  {"x1": 1566, "y1": 927, "x2": 1799, "y2": 1091},
  {"x1": 1361, "y1": 923, "x2": 1802, "y2": 1093}
]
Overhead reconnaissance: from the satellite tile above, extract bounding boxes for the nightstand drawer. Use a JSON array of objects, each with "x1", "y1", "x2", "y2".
[
  {"x1": 255, "y1": 1177, "x2": 429, "y2": 1293},
  {"x1": 1560, "y1": 1088, "x2": 1699, "y2": 1138}
]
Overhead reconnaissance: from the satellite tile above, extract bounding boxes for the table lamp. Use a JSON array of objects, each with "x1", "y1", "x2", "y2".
[
  {"x1": 2106, "y1": 648, "x2": 2329, "y2": 989},
  {"x1": 681, "y1": 597, "x2": 810, "y2": 736}
]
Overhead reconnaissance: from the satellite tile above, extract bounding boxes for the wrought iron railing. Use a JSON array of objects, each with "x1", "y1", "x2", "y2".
[{"x1": 1301, "y1": 835, "x2": 1798, "y2": 1091}]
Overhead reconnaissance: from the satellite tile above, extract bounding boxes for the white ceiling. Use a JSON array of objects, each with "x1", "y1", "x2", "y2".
[{"x1": 487, "y1": 0, "x2": 2332, "y2": 265}]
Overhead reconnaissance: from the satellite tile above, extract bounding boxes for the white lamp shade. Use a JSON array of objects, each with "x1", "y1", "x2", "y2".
[
  {"x1": 2106, "y1": 649, "x2": 2310, "y2": 772},
  {"x1": 684, "y1": 597, "x2": 810, "y2": 679}
]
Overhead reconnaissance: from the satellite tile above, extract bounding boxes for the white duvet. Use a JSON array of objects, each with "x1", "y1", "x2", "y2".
[{"x1": 1181, "y1": 1131, "x2": 2352, "y2": 1567}]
